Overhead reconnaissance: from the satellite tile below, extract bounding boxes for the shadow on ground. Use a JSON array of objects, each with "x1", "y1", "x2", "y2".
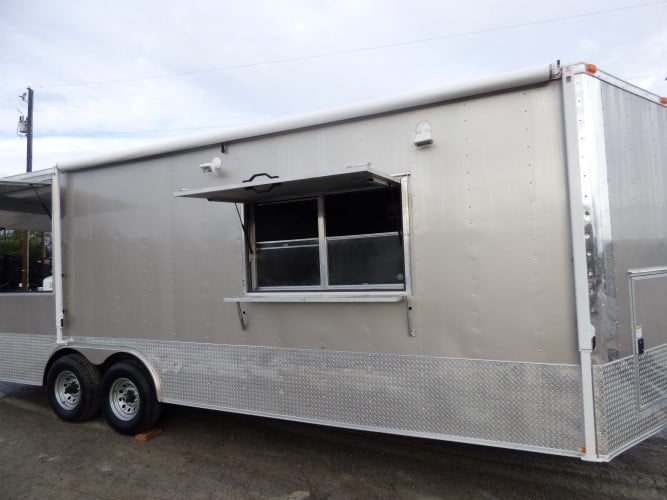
[{"x1": 1, "y1": 382, "x2": 665, "y2": 499}]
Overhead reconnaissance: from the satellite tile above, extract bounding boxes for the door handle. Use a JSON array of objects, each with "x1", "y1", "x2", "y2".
[{"x1": 635, "y1": 325, "x2": 645, "y2": 355}]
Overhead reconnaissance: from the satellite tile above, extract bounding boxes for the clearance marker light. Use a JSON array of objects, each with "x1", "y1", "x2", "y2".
[
  {"x1": 661, "y1": 97, "x2": 667, "y2": 104},
  {"x1": 585, "y1": 63, "x2": 598, "y2": 74}
]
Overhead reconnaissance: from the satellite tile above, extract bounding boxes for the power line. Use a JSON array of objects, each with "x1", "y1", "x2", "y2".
[
  {"x1": 39, "y1": 124, "x2": 241, "y2": 137},
  {"x1": 37, "y1": 0, "x2": 666, "y2": 89},
  {"x1": 0, "y1": 123, "x2": 247, "y2": 140}
]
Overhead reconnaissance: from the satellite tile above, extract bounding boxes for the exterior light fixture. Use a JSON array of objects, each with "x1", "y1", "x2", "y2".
[
  {"x1": 414, "y1": 121, "x2": 433, "y2": 146},
  {"x1": 200, "y1": 156, "x2": 223, "y2": 174}
]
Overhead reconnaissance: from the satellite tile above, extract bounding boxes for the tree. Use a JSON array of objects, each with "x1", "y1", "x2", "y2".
[{"x1": 0, "y1": 229, "x2": 52, "y2": 291}]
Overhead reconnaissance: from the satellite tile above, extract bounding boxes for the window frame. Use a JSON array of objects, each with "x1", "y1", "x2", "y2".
[{"x1": 243, "y1": 174, "x2": 411, "y2": 295}]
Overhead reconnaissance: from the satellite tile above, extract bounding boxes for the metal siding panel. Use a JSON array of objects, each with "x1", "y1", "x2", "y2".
[
  {"x1": 0, "y1": 294, "x2": 54, "y2": 334},
  {"x1": 64, "y1": 157, "x2": 242, "y2": 343},
  {"x1": 589, "y1": 78, "x2": 667, "y2": 458},
  {"x1": 238, "y1": 302, "x2": 409, "y2": 351},
  {"x1": 408, "y1": 83, "x2": 577, "y2": 363},
  {"x1": 63, "y1": 82, "x2": 576, "y2": 363},
  {"x1": 600, "y1": 82, "x2": 667, "y2": 359}
]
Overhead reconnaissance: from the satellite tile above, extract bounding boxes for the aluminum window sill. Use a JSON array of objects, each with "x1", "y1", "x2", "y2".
[{"x1": 224, "y1": 292, "x2": 406, "y2": 303}]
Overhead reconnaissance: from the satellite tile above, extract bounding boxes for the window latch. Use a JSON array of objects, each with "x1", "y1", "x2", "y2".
[{"x1": 242, "y1": 172, "x2": 279, "y2": 183}]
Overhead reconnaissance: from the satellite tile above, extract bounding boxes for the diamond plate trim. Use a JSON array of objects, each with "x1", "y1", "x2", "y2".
[
  {"x1": 0, "y1": 332, "x2": 584, "y2": 454},
  {"x1": 593, "y1": 344, "x2": 667, "y2": 458},
  {"x1": 638, "y1": 344, "x2": 667, "y2": 407},
  {"x1": 69, "y1": 335, "x2": 584, "y2": 453},
  {"x1": 0, "y1": 333, "x2": 55, "y2": 384}
]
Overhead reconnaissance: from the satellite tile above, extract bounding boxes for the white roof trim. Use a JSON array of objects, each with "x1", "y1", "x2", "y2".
[{"x1": 57, "y1": 64, "x2": 555, "y2": 172}]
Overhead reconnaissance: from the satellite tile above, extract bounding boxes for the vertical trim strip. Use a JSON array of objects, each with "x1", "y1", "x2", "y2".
[
  {"x1": 317, "y1": 196, "x2": 329, "y2": 287},
  {"x1": 52, "y1": 167, "x2": 65, "y2": 344},
  {"x1": 400, "y1": 175, "x2": 412, "y2": 295},
  {"x1": 562, "y1": 69, "x2": 600, "y2": 461}
]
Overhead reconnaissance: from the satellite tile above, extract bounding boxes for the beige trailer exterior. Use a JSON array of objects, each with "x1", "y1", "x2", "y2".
[{"x1": 0, "y1": 62, "x2": 665, "y2": 460}]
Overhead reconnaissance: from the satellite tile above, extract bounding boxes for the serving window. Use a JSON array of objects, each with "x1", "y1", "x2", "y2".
[
  {"x1": 253, "y1": 198, "x2": 320, "y2": 288},
  {"x1": 249, "y1": 186, "x2": 405, "y2": 291},
  {"x1": 0, "y1": 178, "x2": 53, "y2": 293},
  {"x1": 175, "y1": 167, "x2": 410, "y2": 295}
]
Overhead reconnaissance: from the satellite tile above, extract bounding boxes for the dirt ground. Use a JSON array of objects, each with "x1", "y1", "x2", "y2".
[{"x1": 0, "y1": 382, "x2": 665, "y2": 499}]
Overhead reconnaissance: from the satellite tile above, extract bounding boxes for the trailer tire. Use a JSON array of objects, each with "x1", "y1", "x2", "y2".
[
  {"x1": 46, "y1": 354, "x2": 101, "y2": 423},
  {"x1": 101, "y1": 360, "x2": 161, "y2": 435}
]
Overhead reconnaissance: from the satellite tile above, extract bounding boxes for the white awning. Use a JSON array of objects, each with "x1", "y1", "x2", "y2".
[{"x1": 174, "y1": 167, "x2": 399, "y2": 204}]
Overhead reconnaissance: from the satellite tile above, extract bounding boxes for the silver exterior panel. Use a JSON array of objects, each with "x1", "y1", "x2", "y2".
[
  {"x1": 581, "y1": 72, "x2": 667, "y2": 457},
  {"x1": 61, "y1": 80, "x2": 578, "y2": 364},
  {"x1": 574, "y1": 76, "x2": 618, "y2": 364},
  {"x1": 0, "y1": 294, "x2": 54, "y2": 335},
  {"x1": 598, "y1": 81, "x2": 667, "y2": 359}
]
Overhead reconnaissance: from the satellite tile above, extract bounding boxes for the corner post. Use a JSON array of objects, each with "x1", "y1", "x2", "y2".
[
  {"x1": 52, "y1": 166, "x2": 66, "y2": 344},
  {"x1": 561, "y1": 66, "x2": 600, "y2": 461}
]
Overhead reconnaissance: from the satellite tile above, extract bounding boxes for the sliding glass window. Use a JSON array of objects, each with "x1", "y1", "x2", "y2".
[{"x1": 248, "y1": 185, "x2": 405, "y2": 291}]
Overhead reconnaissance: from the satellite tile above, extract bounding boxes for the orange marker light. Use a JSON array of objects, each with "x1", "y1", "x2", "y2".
[
  {"x1": 581, "y1": 446, "x2": 599, "y2": 454},
  {"x1": 585, "y1": 63, "x2": 598, "y2": 74},
  {"x1": 661, "y1": 97, "x2": 667, "y2": 104}
]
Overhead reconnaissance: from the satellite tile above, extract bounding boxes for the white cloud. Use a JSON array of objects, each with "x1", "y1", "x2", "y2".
[
  {"x1": 0, "y1": 135, "x2": 173, "y2": 177},
  {"x1": 1, "y1": 0, "x2": 665, "y2": 176}
]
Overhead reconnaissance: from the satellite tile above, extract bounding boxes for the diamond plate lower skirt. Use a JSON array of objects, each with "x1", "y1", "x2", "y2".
[
  {"x1": 593, "y1": 344, "x2": 667, "y2": 459},
  {"x1": 0, "y1": 333, "x2": 587, "y2": 455}
]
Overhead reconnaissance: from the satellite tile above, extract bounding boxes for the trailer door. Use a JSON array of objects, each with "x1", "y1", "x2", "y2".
[{"x1": 629, "y1": 268, "x2": 667, "y2": 410}]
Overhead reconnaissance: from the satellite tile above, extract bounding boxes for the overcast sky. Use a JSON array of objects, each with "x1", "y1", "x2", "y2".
[{"x1": 0, "y1": 0, "x2": 665, "y2": 177}]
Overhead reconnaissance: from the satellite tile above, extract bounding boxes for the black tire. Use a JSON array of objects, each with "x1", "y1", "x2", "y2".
[
  {"x1": 46, "y1": 353, "x2": 101, "y2": 423},
  {"x1": 101, "y1": 360, "x2": 161, "y2": 435}
]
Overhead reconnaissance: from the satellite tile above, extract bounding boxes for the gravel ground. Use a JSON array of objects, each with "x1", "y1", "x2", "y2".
[{"x1": 0, "y1": 381, "x2": 665, "y2": 499}]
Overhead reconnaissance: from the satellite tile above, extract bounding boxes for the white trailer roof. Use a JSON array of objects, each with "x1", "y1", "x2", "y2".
[
  {"x1": 48, "y1": 62, "x2": 667, "y2": 174},
  {"x1": 56, "y1": 64, "x2": 557, "y2": 172}
]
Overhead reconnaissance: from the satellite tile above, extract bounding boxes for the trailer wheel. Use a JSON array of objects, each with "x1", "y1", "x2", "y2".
[
  {"x1": 46, "y1": 354, "x2": 101, "y2": 422},
  {"x1": 101, "y1": 360, "x2": 161, "y2": 435}
]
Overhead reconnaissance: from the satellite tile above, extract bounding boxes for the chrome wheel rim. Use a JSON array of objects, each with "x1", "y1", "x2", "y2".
[
  {"x1": 108, "y1": 378, "x2": 140, "y2": 421},
  {"x1": 54, "y1": 370, "x2": 81, "y2": 410}
]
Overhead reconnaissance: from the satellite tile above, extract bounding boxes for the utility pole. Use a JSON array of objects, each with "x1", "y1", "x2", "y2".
[
  {"x1": 25, "y1": 87, "x2": 33, "y2": 173},
  {"x1": 18, "y1": 87, "x2": 34, "y2": 290},
  {"x1": 18, "y1": 87, "x2": 34, "y2": 171}
]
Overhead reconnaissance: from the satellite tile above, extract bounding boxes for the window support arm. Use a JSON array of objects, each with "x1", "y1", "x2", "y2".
[{"x1": 234, "y1": 203, "x2": 254, "y2": 255}]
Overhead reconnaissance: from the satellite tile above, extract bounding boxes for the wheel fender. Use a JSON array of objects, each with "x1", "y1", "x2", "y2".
[{"x1": 48, "y1": 345, "x2": 164, "y2": 402}]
